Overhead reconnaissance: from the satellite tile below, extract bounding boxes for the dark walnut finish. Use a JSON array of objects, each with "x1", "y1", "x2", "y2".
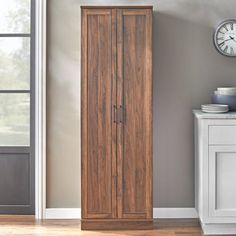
[
  {"x1": 80, "y1": 6, "x2": 153, "y2": 9},
  {"x1": 81, "y1": 6, "x2": 153, "y2": 230}
]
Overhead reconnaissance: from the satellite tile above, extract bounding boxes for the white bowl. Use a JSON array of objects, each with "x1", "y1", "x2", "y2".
[
  {"x1": 217, "y1": 87, "x2": 236, "y2": 93},
  {"x1": 214, "y1": 90, "x2": 236, "y2": 96},
  {"x1": 212, "y1": 94, "x2": 236, "y2": 111}
]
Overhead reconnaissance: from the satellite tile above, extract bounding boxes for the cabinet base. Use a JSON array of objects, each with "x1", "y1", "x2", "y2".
[
  {"x1": 81, "y1": 219, "x2": 153, "y2": 230},
  {"x1": 201, "y1": 222, "x2": 236, "y2": 235}
]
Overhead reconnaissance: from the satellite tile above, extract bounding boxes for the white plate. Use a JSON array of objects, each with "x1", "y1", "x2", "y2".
[
  {"x1": 202, "y1": 107, "x2": 229, "y2": 110},
  {"x1": 202, "y1": 109, "x2": 229, "y2": 112},
  {"x1": 201, "y1": 104, "x2": 229, "y2": 110},
  {"x1": 202, "y1": 108, "x2": 229, "y2": 111},
  {"x1": 201, "y1": 109, "x2": 229, "y2": 113},
  {"x1": 201, "y1": 104, "x2": 228, "y2": 107}
]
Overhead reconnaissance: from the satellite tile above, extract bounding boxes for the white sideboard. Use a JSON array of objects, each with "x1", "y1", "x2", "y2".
[{"x1": 193, "y1": 110, "x2": 236, "y2": 235}]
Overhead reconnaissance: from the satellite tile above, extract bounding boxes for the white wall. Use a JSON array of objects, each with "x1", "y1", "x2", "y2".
[{"x1": 46, "y1": 0, "x2": 236, "y2": 208}]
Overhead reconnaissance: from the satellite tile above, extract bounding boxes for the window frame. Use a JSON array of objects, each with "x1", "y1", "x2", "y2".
[
  {"x1": 0, "y1": 0, "x2": 35, "y2": 215},
  {"x1": 0, "y1": 0, "x2": 35, "y2": 147}
]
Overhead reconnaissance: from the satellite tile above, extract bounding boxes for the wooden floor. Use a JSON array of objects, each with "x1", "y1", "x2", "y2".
[{"x1": 0, "y1": 216, "x2": 203, "y2": 236}]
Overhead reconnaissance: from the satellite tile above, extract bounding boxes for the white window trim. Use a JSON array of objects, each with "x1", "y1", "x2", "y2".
[{"x1": 35, "y1": 0, "x2": 47, "y2": 219}]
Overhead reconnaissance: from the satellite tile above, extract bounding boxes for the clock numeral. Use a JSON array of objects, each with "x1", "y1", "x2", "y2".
[
  {"x1": 223, "y1": 25, "x2": 228, "y2": 31},
  {"x1": 231, "y1": 23, "x2": 234, "y2": 31},
  {"x1": 230, "y1": 47, "x2": 234, "y2": 55},
  {"x1": 223, "y1": 45, "x2": 228, "y2": 53},
  {"x1": 219, "y1": 41, "x2": 225, "y2": 47},
  {"x1": 217, "y1": 37, "x2": 224, "y2": 40}
]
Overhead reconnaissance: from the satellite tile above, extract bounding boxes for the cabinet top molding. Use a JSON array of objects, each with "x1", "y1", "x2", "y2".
[
  {"x1": 80, "y1": 6, "x2": 153, "y2": 9},
  {"x1": 193, "y1": 109, "x2": 236, "y2": 119}
]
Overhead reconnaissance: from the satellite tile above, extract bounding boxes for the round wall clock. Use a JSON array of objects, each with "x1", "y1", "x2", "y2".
[{"x1": 214, "y1": 19, "x2": 236, "y2": 57}]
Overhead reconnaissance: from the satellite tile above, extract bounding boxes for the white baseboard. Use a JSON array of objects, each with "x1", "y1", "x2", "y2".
[
  {"x1": 45, "y1": 208, "x2": 81, "y2": 219},
  {"x1": 45, "y1": 208, "x2": 198, "y2": 219},
  {"x1": 154, "y1": 208, "x2": 198, "y2": 218}
]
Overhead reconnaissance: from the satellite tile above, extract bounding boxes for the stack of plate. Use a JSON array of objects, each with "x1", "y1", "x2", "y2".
[{"x1": 201, "y1": 104, "x2": 229, "y2": 113}]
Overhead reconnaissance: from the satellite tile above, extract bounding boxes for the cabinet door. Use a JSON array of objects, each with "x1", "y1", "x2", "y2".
[
  {"x1": 81, "y1": 8, "x2": 117, "y2": 219},
  {"x1": 209, "y1": 146, "x2": 236, "y2": 221},
  {"x1": 117, "y1": 9, "x2": 152, "y2": 219}
]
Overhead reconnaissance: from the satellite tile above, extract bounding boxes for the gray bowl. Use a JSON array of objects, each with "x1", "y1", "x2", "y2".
[{"x1": 211, "y1": 94, "x2": 236, "y2": 111}]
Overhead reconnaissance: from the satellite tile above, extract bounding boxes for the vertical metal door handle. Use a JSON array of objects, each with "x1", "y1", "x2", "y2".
[
  {"x1": 119, "y1": 105, "x2": 122, "y2": 123},
  {"x1": 119, "y1": 105, "x2": 125, "y2": 124},
  {"x1": 113, "y1": 105, "x2": 117, "y2": 123}
]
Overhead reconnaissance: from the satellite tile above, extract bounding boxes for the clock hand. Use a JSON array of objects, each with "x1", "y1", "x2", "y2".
[
  {"x1": 229, "y1": 36, "x2": 236, "y2": 43},
  {"x1": 218, "y1": 38, "x2": 232, "y2": 46}
]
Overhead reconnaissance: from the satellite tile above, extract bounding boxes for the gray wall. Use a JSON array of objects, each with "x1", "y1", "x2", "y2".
[{"x1": 47, "y1": 0, "x2": 236, "y2": 208}]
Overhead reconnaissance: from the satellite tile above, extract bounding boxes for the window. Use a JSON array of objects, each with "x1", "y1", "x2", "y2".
[
  {"x1": 0, "y1": 0, "x2": 35, "y2": 214},
  {"x1": 0, "y1": 0, "x2": 33, "y2": 146}
]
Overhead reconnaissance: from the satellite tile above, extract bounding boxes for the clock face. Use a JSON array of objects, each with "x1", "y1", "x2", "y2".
[{"x1": 214, "y1": 20, "x2": 236, "y2": 57}]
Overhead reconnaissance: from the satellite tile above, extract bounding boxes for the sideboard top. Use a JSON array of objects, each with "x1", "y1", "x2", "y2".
[
  {"x1": 81, "y1": 6, "x2": 153, "y2": 9},
  {"x1": 193, "y1": 109, "x2": 236, "y2": 119}
]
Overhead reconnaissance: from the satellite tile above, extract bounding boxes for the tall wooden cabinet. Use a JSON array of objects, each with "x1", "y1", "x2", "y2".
[{"x1": 81, "y1": 6, "x2": 153, "y2": 230}]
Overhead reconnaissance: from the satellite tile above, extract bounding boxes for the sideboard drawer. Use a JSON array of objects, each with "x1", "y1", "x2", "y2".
[{"x1": 209, "y1": 125, "x2": 236, "y2": 145}]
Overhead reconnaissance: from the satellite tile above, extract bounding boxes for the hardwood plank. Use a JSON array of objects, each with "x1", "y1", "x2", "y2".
[
  {"x1": 0, "y1": 216, "x2": 203, "y2": 236},
  {"x1": 155, "y1": 219, "x2": 200, "y2": 228}
]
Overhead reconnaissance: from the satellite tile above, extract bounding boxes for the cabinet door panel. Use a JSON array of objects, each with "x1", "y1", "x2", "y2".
[
  {"x1": 209, "y1": 146, "x2": 236, "y2": 220},
  {"x1": 117, "y1": 9, "x2": 152, "y2": 219},
  {"x1": 81, "y1": 9, "x2": 117, "y2": 219}
]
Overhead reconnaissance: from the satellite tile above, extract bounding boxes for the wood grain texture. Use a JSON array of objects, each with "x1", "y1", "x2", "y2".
[
  {"x1": 81, "y1": 8, "x2": 116, "y2": 219},
  {"x1": 82, "y1": 7, "x2": 153, "y2": 229},
  {"x1": 117, "y1": 8, "x2": 153, "y2": 219},
  {"x1": 81, "y1": 8, "x2": 88, "y2": 220},
  {"x1": 111, "y1": 9, "x2": 117, "y2": 219},
  {"x1": 81, "y1": 6, "x2": 153, "y2": 9},
  {"x1": 81, "y1": 219, "x2": 153, "y2": 230},
  {"x1": 0, "y1": 216, "x2": 202, "y2": 236},
  {"x1": 116, "y1": 8, "x2": 123, "y2": 220}
]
